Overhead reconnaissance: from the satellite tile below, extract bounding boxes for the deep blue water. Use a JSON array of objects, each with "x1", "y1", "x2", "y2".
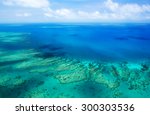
[
  {"x1": 0, "y1": 23, "x2": 150, "y2": 98},
  {"x1": 1, "y1": 23, "x2": 150, "y2": 62}
]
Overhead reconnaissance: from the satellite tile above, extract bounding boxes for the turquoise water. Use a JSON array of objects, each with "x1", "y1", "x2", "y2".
[{"x1": 0, "y1": 23, "x2": 150, "y2": 98}]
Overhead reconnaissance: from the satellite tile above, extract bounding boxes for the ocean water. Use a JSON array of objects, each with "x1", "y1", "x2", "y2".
[{"x1": 0, "y1": 23, "x2": 150, "y2": 98}]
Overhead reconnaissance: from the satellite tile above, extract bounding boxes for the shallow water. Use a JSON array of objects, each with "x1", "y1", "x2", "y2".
[{"x1": 0, "y1": 23, "x2": 150, "y2": 98}]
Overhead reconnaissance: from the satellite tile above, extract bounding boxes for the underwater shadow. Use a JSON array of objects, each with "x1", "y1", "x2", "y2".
[
  {"x1": 35, "y1": 44, "x2": 66, "y2": 59},
  {"x1": 0, "y1": 77, "x2": 45, "y2": 98},
  {"x1": 128, "y1": 36, "x2": 150, "y2": 41},
  {"x1": 0, "y1": 59, "x2": 27, "y2": 67},
  {"x1": 76, "y1": 81, "x2": 104, "y2": 98}
]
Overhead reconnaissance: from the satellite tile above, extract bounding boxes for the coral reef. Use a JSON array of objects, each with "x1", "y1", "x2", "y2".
[
  {"x1": 0, "y1": 32, "x2": 30, "y2": 43},
  {"x1": 0, "y1": 31, "x2": 150, "y2": 98}
]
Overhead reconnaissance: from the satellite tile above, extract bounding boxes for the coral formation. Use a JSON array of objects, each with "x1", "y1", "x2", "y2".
[{"x1": 0, "y1": 26, "x2": 150, "y2": 98}]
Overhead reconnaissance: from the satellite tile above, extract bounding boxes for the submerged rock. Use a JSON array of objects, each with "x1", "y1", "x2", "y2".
[{"x1": 141, "y1": 64, "x2": 149, "y2": 71}]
